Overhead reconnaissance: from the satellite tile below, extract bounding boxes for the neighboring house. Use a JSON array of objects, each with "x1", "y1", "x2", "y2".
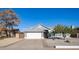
[
  {"x1": 0, "y1": 28, "x2": 7, "y2": 37},
  {"x1": 0, "y1": 28, "x2": 19, "y2": 37},
  {"x1": 24, "y1": 24, "x2": 49, "y2": 39}
]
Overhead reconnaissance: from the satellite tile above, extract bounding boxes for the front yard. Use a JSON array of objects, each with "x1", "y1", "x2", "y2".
[{"x1": 0, "y1": 37, "x2": 22, "y2": 47}]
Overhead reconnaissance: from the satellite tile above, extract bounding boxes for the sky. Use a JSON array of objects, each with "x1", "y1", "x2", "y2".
[{"x1": 0, "y1": 8, "x2": 79, "y2": 31}]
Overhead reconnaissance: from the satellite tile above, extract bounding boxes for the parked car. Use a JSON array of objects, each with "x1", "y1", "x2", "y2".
[{"x1": 48, "y1": 36, "x2": 64, "y2": 40}]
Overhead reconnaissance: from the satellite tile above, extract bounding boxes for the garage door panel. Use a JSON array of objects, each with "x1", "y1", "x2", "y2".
[{"x1": 25, "y1": 33, "x2": 42, "y2": 39}]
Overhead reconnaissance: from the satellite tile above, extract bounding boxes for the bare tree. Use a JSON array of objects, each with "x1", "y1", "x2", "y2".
[{"x1": 0, "y1": 9, "x2": 20, "y2": 37}]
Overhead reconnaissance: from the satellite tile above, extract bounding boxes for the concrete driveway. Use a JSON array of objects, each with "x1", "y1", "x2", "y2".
[{"x1": 0, "y1": 39, "x2": 47, "y2": 50}]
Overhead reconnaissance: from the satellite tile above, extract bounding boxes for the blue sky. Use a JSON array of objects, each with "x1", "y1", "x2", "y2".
[{"x1": 0, "y1": 8, "x2": 79, "y2": 31}]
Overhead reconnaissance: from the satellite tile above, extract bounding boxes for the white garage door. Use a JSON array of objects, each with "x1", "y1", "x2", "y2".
[{"x1": 24, "y1": 33, "x2": 42, "y2": 39}]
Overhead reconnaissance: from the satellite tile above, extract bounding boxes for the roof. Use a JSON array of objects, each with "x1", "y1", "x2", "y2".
[
  {"x1": 0, "y1": 28, "x2": 7, "y2": 31},
  {"x1": 24, "y1": 24, "x2": 50, "y2": 32},
  {"x1": 0, "y1": 28, "x2": 19, "y2": 32}
]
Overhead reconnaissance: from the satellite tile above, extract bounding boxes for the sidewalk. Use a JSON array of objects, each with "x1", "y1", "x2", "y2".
[{"x1": 0, "y1": 38, "x2": 23, "y2": 47}]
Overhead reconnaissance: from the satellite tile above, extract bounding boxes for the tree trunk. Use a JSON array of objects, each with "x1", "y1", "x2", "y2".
[{"x1": 5, "y1": 30, "x2": 8, "y2": 37}]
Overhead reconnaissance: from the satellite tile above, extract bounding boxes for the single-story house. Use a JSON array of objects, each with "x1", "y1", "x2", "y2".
[{"x1": 24, "y1": 24, "x2": 49, "y2": 39}]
